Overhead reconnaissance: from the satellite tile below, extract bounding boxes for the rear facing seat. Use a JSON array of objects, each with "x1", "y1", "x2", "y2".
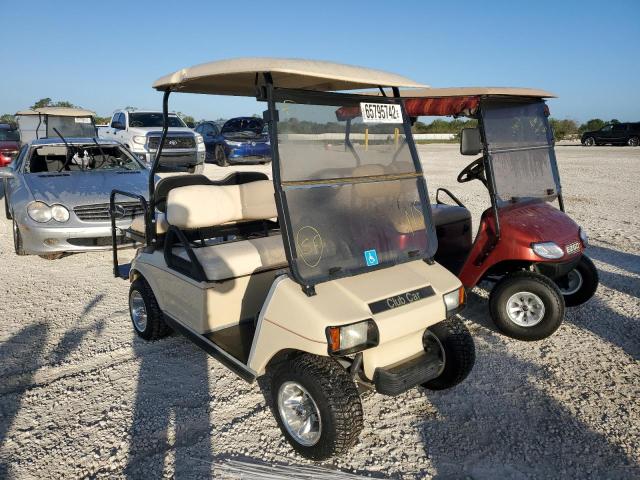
[{"x1": 166, "y1": 179, "x2": 286, "y2": 282}]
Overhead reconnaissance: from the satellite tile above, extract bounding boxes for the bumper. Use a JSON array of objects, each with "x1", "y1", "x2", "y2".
[
  {"x1": 533, "y1": 254, "x2": 582, "y2": 279},
  {"x1": 19, "y1": 221, "x2": 136, "y2": 254},
  {"x1": 373, "y1": 333, "x2": 443, "y2": 396},
  {"x1": 228, "y1": 154, "x2": 272, "y2": 164}
]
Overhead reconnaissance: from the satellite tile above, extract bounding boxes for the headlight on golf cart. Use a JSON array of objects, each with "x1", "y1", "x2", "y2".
[
  {"x1": 27, "y1": 201, "x2": 52, "y2": 223},
  {"x1": 579, "y1": 228, "x2": 588, "y2": 247},
  {"x1": 326, "y1": 320, "x2": 379, "y2": 355},
  {"x1": 531, "y1": 241, "x2": 564, "y2": 260},
  {"x1": 443, "y1": 287, "x2": 466, "y2": 317}
]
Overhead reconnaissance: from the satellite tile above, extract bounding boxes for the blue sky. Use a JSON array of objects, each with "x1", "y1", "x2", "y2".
[{"x1": 1, "y1": 0, "x2": 638, "y2": 122}]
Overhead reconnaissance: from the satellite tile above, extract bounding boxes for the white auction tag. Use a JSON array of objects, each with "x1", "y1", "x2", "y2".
[
  {"x1": 360, "y1": 102, "x2": 403, "y2": 124},
  {"x1": 74, "y1": 117, "x2": 91, "y2": 123}
]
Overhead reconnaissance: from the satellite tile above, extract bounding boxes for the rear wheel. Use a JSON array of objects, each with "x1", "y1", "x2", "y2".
[
  {"x1": 489, "y1": 271, "x2": 565, "y2": 341},
  {"x1": 628, "y1": 136, "x2": 639, "y2": 147},
  {"x1": 556, "y1": 255, "x2": 599, "y2": 307},
  {"x1": 12, "y1": 219, "x2": 25, "y2": 255},
  {"x1": 129, "y1": 277, "x2": 170, "y2": 340},
  {"x1": 422, "y1": 316, "x2": 475, "y2": 391},
  {"x1": 214, "y1": 145, "x2": 228, "y2": 167},
  {"x1": 271, "y1": 354, "x2": 363, "y2": 460},
  {"x1": 583, "y1": 137, "x2": 595, "y2": 146}
]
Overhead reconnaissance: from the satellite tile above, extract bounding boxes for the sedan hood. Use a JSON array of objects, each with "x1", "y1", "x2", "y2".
[{"x1": 23, "y1": 170, "x2": 148, "y2": 208}]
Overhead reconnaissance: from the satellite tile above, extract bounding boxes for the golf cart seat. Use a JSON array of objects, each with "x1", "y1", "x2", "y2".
[
  {"x1": 166, "y1": 179, "x2": 286, "y2": 281},
  {"x1": 127, "y1": 172, "x2": 269, "y2": 237},
  {"x1": 431, "y1": 204, "x2": 471, "y2": 227}
]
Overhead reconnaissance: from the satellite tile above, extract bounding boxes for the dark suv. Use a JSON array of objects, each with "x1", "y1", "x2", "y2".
[{"x1": 581, "y1": 122, "x2": 640, "y2": 147}]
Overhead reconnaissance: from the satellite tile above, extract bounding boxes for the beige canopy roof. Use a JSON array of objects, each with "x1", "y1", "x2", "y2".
[
  {"x1": 399, "y1": 87, "x2": 556, "y2": 98},
  {"x1": 15, "y1": 107, "x2": 96, "y2": 117},
  {"x1": 152, "y1": 57, "x2": 427, "y2": 96}
]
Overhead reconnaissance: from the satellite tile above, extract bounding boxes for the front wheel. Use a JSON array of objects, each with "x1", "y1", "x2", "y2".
[
  {"x1": 489, "y1": 271, "x2": 565, "y2": 341},
  {"x1": 271, "y1": 354, "x2": 363, "y2": 460},
  {"x1": 628, "y1": 136, "x2": 639, "y2": 147},
  {"x1": 422, "y1": 316, "x2": 475, "y2": 391},
  {"x1": 214, "y1": 145, "x2": 228, "y2": 167},
  {"x1": 583, "y1": 137, "x2": 595, "y2": 146},
  {"x1": 12, "y1": 219, "x2": 25, "y2": 256},
  {"x1": 556, "y1": 255, "x2": 599, "y2": 307}
]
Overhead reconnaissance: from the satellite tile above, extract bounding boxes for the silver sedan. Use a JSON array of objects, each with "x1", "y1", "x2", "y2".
[{"x1": 1, "y1": 138, "x2": 148, "y2": 259}]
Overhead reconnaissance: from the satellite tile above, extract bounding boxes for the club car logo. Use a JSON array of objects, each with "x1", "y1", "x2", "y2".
[
  {"x1": 566, "y1": 241, "x2": 581, "y2": 255},
  {"x1": 296, "y1": 226, "x2": 324, "y2": 268},
  {"x1": 368, "y1": 286, "x2": 435, "y2": 314}
]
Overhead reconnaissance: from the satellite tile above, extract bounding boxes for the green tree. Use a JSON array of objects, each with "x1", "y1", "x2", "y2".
[
  {"x1": 610, "y1": 118, "x2": 620, "y2": 124},
  {"x1": 549, "y1": 118, "x2": 579, "y2": 141},
  {"x1": 579, "y1": 118, "x2": 606, "y2": 133},
  {"x1": 0, "y1": 113, "x2": 17, "y2": 128},
  {"x1": 30, "y1": 98, "x2": 80, "y2": 109}
]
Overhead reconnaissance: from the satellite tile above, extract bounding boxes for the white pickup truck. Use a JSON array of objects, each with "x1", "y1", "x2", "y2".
[{"x1": 100, "y1": 110, "x2": 205, "y2": 172}]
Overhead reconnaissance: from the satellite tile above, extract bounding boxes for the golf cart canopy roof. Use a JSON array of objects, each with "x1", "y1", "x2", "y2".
[
  {"x1": 15, "y1": 107, "x2": 96, "y2": 117},
  {"x1": 152, "y1": 57, "x2": 427, "y2": 96}
]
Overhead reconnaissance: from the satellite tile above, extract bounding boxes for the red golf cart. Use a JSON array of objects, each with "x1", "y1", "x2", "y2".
[{"x1": 402, "y1": 88, "x2": 598, "y2": 340}]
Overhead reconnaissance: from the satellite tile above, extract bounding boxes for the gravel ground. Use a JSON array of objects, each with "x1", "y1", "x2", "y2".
[{"x1": 0, "y1": 144, "x2": 638, "y2": 479}]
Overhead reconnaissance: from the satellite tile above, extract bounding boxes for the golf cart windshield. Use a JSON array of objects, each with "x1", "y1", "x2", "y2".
[
  {"x1": 482, "y1": 99, "x2": 560, "y2": 204},
  {"x1": 46, "y1": 116, "x2": 97, "y2": 138},
  {"x1": 273, "y1": 90, "x2": 437, "y2": 286}
]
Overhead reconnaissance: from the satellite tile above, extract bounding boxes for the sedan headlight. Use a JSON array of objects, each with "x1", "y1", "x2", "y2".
[
  {"x1": 51, "y1": 204, "x2": 70, "y2": 222},
  {"x1": 132, "y1": 136, "x2": 147, "y2": 145},
  {"x1": 443, "y1": 286, "x2": 465, "y2": 316},
  {"x1": 326, "y1": 320, "x2": 379, "y2": 355},
  {"x1": 532, "y1": 241, "x2": 564, "y2": 259},
  {"x1": 226, "y1": 140, "x2": 243, "y2": 146},
  {"x1": 579, "y1": 227, "x2": 588, "y2": 247},
  {"x1": 27, "y1": 201, "x2": 52, "y2": 222}
]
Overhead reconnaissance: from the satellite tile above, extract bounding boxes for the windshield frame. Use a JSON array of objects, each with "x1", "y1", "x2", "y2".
[
  {"x1": 478, "y1": 98, "x2": 562, "y2": 207},
  {"x1": 266, "y1": 86, "x2": 436, "y2": 290},
  {"x1": 22, "y1": 143, "x2": 146, "y2": 174}
]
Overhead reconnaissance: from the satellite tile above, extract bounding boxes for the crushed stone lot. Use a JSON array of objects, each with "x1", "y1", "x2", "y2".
[{"x1": 0, "y1": 144, "x2": 638, "y2": 479}]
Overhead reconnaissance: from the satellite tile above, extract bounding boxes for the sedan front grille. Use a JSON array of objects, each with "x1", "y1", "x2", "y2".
[
  {"x1": 74, "y1": 202, "x2": 144, "y2": 222},
  {"x1": 148, "y1": 135, "x2": 195, "y2": 150}
]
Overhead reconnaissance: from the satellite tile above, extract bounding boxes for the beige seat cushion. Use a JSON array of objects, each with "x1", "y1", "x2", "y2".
[
  {"x1": 173, "y1": 234, "x2": 287, "y2": 281},
  {"x1": 130, "y1": 212, "x2": 169, "y2": 235}
]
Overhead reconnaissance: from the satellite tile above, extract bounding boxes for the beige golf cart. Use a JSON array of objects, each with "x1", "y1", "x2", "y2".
[
  {"x1": 111, "y1": 58, "x2": 475, "y2": 460},
  {"x1": 15, "y1": 107, "x2": 97, "y2": 143}
]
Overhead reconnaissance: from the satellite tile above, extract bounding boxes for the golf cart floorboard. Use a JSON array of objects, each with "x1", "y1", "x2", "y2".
[{"x1": 204, "y1": 322, "x2": 256, "y2": 364}]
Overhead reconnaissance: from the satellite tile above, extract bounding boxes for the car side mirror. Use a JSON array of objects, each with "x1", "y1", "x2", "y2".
[
  {"x1": 460, "y1": 128, "x2": 483, "y2": 156},
  {"x1": 0, "y1": 167, "x2": 15, "y2": 179},
  {"x1": 112, "y1": 121, "x2": 125, "y2": 130}
]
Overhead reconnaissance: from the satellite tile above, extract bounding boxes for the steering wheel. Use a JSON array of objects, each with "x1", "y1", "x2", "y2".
[{"x1": 457, "y1": 157, "x2": 485, "y2": 183}]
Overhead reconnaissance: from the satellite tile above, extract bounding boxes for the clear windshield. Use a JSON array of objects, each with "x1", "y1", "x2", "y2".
[
  {"x1": 0, "y1": 129, "x2": 20, "y2": 141},
  {"x1": 274, "y1": 91, "x2": 437, "y2": 286},
  {"x1": 25, "y1": 144, "x2": 143, "y2": 173},
  {"x1": 482, "y1": 99, "x2": 560, "y2": 204},
  {"x1": 46, "y1": 116, "x2": 97, "y2": 138},
  {"x1": 128, "y1": 113, "x2": 186, "y2": 128}
]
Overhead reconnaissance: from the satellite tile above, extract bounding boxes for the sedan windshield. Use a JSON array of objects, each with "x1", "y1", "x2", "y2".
[
  {"x1": 128, "y1": 113, "x2": 186, "y2": 128},
  {"x1": 0, "y1": 129, "x2": 20, "y2": 141},
  {"x1": 25, "y1": 145, "x2": 144, "y2": 173}
]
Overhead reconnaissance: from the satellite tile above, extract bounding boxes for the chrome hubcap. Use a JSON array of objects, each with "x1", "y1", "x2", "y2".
[
  {"x1": 130, "y1": 290, "x2": 148, "y2": 332},
  {"x1": 277, "y1": 381, "x2": 322, "y2": 446},
  {"x1": 558, "y1": 269, "x2": 583, "y2": 296},
  {"x1": 506, "y1": 292, "x2": 545, "y2": 327}
]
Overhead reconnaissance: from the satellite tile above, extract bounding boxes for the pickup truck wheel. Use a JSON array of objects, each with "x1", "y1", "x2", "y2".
[
  {"x1": 556, "y1": 255, "x2": 599, "y2": 307},
  {"x1": 628, "y1": 136, "x2": 639, "y2": 147},
  {"x1": 129, "y1": 278, "x2": 170, "y2": 340},
  {"x1": 422, "y1": 316, "x2": 475, "y2": 391},
  {"x1": 12, "y1": 219, "x2": 25, "y2": 255},
  {"x1": 214, "y1": 145, "x2": 228, "y2": 167},
  {"x1": 489, "y1": 271, "x2": 565, "y2": 341},
  {"x1": 271, "y1": 354, "x2": 363, "y2": 460},
  {"x1": 583, "y1": 137, "x2": 595, "y2": 146},
  {"x1": 4, "y1": 182, "x2": 11, "y2": 220}
]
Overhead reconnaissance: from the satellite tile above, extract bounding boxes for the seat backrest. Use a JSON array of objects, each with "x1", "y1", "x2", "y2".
[
  {"x1": 154, "y1": 171, "x2": 268, "y2": 212},
  {"x1": 166, "y1": 180, "x2": 276, "y2": 229}
]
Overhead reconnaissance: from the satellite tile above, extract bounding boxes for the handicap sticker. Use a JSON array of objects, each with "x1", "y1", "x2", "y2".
[{"x1": 364, "y1": 249, "x2": 379, "y2": 267}]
